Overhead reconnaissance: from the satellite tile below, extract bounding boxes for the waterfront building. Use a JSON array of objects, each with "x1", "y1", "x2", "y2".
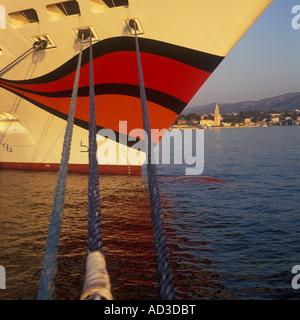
[
  {"x1": 200, "y1": 119, "x2": 215, "y2": 127},
  {"x1": 271, "y1": 117, "x2": 280, "y2": 123}
]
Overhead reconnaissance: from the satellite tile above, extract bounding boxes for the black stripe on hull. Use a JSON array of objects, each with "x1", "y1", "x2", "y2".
[
  {"x1": 0, "y1": 82, "x2": 186, "y2": 115},
  {"x1": 2, "y1": 37, "x2": 224, "y2": 85},
  {"x1": 1, "y1": 85, "x2": 150, "y2": 150}
]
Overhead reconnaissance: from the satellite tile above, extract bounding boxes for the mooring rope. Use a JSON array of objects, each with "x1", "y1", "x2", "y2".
[
  {"x1": 0, "y1": 41, "x2": 47, "y2": 77},
  {"x1": 87, "y1": 34, "x2": 103, "y2": 254},
  {"x1": 37, "y1": 38, "x2": 83, "y2": 300},
  {"x1": 81, "y1": 34, "x2": 112, "y2": 300},
  {"x1": 132, "y1": 20, "x2": 174, "y2": 300}
]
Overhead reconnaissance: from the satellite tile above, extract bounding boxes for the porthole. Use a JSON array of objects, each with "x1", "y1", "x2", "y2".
[
  {"x1": 90, "y1": 0, "x2": 128, "y2": 13},
  {"x1": 46, "y1": 1, "x2": 80, "y2": 21},
  {"x1": 8, "y1": 9, "x2": 39, "y2": 28}
]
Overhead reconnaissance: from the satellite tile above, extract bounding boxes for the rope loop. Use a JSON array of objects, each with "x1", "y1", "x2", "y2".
[{"x1": 81, "y1": 251, "x2": 112, "y2": 300}]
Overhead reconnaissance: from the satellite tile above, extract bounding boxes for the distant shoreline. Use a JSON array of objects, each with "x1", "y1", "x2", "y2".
[
  {"x1": 177, "y1": 106, "x2": 300, "y2": 130},
  {"x1": 169, "y1": 124, "x2": 300, "y2": 130}
]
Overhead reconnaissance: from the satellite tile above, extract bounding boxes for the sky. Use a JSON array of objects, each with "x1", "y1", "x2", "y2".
[{"x1": 187, "y1": 0, "x2": 300, "y2": 108}]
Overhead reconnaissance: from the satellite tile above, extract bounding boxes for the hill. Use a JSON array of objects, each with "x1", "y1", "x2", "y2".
[{"x1": 183, "y1": 92, "x2": 300, "y2": 115}]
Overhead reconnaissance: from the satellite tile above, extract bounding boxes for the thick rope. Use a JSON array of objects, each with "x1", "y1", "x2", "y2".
[
  {"x1": 0, "y1": 41, "x2": 46, "y2": 77},
  {"x1": 0, "y1": 48, "x2": 33, "y2": 77},
  {"x1": 133, "y1": 22, "x2": 174, "y2": 300},
  {"x1": 81, "y1": 35, "x2": 112, "y2": 301},
  {"x1": 37, "y1": 39, "x2": 83, "y2": 300},
  {"x1": 87, "y1": 35, "x2": 103, "y2": 254}
]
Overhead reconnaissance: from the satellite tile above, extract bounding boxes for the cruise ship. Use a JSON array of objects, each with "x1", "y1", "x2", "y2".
[{"x1": 0, "y1": 0, "x2": 273, "y2": 175}]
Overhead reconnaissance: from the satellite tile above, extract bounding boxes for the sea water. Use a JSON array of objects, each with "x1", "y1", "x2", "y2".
[{"x1": 0, "y1": 126, "x2": 299, "y2": 300}]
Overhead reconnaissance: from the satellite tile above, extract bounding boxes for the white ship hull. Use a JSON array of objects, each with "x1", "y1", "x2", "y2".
[{"x1": 0, "y1": 0, "x2": 273, "y2": 174}]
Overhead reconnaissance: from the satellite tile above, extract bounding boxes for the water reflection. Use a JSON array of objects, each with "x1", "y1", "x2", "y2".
[
  {"x1": 0, "y1": 172, "x2": 159, "y2": 300},
  {"x1": 1, "y1": 127, "x2": 300, "y2": 300},
  {"x1": 53, "y1": 174, "x2": 159, "y2": 300},
  {"x1": 0, "y1": 170, "x2": 227, "y2": 300}
]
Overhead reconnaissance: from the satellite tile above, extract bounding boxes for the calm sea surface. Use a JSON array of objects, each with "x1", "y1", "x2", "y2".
[{"x1": 0, "y1": 126, "x2": 300, "y2": 300}]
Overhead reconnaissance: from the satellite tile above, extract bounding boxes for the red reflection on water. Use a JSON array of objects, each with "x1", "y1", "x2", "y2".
[
  {"x1": 53, "y1": 174, "x2": 229, "y2": 300},
  {"x1": 55, "y1": 175, "x2": 159, "y2": 300}
]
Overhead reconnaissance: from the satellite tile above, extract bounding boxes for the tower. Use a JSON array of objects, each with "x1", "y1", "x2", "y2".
[{"x1": 214, "y1": 104, "x2": 221, "y2": 126}]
